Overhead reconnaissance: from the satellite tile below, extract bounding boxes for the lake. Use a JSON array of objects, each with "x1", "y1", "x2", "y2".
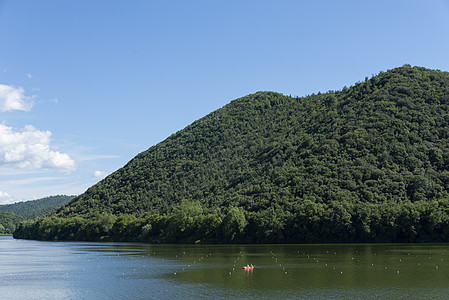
[{"x1": 1, "y1": 236, "x2": 449, "y2": 299}]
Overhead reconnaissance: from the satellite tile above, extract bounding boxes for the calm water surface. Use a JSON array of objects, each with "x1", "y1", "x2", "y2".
[{"x1": 1, "y1": 236, "x2": 449, "y2": 299}]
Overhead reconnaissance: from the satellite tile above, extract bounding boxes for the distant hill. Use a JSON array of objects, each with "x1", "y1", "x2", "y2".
[
  {"x1": 14, "y1": 65, "x2": 449, "y2": 243},
  {"x1": 0, "y1": 195, "x2": 75, "y2": 220}
]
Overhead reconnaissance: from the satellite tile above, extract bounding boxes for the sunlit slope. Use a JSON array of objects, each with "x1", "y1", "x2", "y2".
[{"x1": 0, "y1": 211, "x2": 22, "y2": 234}]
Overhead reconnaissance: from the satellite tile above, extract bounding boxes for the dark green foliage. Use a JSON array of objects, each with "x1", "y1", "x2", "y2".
[
  {"x1": 14, "y1": 66, "x2": 449, "y2": 243},
  {"x1": 0, "y1": 211, "x2": 23, "y2": 234},
  {"x1": 0, "y1": 195, "x2": 75, "y2": 220},
  {"x1": 13, "y1": 199, "x2": 449, "y2": 243}
]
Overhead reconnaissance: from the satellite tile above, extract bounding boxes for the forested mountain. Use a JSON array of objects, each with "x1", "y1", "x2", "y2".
[
  {"x1": 0, "y1": 195, "x2": 74, "y2": 234},
  {"x1": 0, "y1": 195, "x2": 74, "y2": 220},
  {"x1": 14, "y1": 65, "x2": 449, "y2": 243}
]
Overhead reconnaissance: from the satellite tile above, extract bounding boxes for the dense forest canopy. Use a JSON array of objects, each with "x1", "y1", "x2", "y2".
[
  {"x1": 14, "y1": 65, "x2": 449, "y2": 243},
  {"x1": 0, "y1": 195, "x2": 74, "y2": 234},
  {"x1": 0, "y1": 195, "x2": 74, "y2": 220},
  {"x1": 0, "y1": 211, "x2": 23, "y2": 234}
]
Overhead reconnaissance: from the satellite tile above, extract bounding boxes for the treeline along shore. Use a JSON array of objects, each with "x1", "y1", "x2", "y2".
[{"x1": 13, "y1": 199, "x2": 449, "y2": 243}]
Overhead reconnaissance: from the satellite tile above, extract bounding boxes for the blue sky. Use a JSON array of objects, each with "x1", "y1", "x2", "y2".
[{"x1": 0, "y1": 0, "x2": 449, "y2": 203}]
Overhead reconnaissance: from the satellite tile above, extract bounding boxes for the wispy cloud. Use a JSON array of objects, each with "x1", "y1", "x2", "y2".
[
  {"x1": 0, "y1": 176, "x2": 64, "y2": 186},
  {"x1": 0, "y1": 175, "x2": 82, "y2": 202},
  {"x1": 25, "y1": 73, "x2": 32, "y2": 78},
  {"x1": 92, "y1": 170, "x2": 109, "y2": 180},
  {"x1": 0, "y1": 124, "x2": 76, "y2": 173},
  {"x1": 0, "y1": 190, "x2": 14, "y2": 204},
  {"x1": 77, "y1": 154, "x2": 120, "y2": 162},
  {"x1": 0, "y1": 84, "x2": 34, "y2": 112}
]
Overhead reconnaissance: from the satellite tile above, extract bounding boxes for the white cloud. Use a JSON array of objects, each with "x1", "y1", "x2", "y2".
[
  {"x1": 26, "y1": 73, "x2": 32, "y2": 78},
  {"x1": 0, "y1": 124, "x2": 76, "y2": 173},
  {"x1": 0, "y1": 190, "x2": 14, "y2": 204},
  {"x1": 0, "y1": 84, "x2": 34, "y2": 112},
  {"x1": 92, "y1": 170, "x2": 109, "y2": 180},
  {"x1": 78, "y1": 154, "x2": 120, "y2": 162}
]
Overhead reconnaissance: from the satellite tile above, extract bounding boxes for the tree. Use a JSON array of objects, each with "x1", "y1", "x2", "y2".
[{"x1": 221, "y1": 207, "x2": 247, "y2": 242}]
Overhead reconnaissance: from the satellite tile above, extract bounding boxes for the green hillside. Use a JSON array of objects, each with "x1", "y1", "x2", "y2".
[
  {"x1": 14, "y1": 65, "x2": 449, "y2": 243},
  {"x1": 0, "y1": 211, "x2": 23, "y2": 234},
  {"x1": 0, "y1": 195, "x2": 74, "y2": 234},
  {"x1": 0, "y1": 195, "x2": 75, "y2": 220}
]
